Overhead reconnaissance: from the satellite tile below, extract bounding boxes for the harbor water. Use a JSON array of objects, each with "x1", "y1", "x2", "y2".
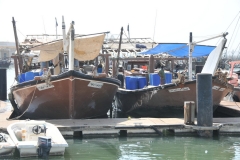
[
  {"x1": 4, "y1": 64, "x2": 240, "y2": 159},
  {"x1": 9, "y1": 136, "x2": 240, "y2": 159}
]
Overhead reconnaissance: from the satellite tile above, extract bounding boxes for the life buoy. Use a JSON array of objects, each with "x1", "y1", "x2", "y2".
[{"x1": 32, "y1": 125, "x2": 42, "y2": 135}]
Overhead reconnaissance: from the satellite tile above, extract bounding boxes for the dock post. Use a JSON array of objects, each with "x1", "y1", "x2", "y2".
[
  {"x1": 149, "y1": 55, "x2": 154, "y2": 73},
  {"x1": 104, "y1": 54, "x2": 110, "y2": 76},
  {"x1": 0, "y1": 69, "x2": 7, "y2": 101},
  {"x1": 196, "y1": 73, "x2": 213, "y2": 137},
  {"x1": 184, "y1": 101, "x2": 195, "y2": 125},
  {"x1": 112, "y1": 58, "x2": 116, "y2": 77}
]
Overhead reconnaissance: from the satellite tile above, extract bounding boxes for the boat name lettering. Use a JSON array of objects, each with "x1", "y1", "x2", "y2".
[
  {"x1": 219, "y1": 88, "x2": 225, "y2": 91},
  {"x1": 37, "y1": 83, "x2": 54, "y2": 91},
  {"x1": 212, "y1": 86, "x2": 225, "y2": 91},
  {"x1": 212, "y1": 86, "x2": 220, "y2": 90},
  {"x1": 88, "y1": 81, "x2": 103, "y2": 89},
  {"x1": 168, "y1": 87, "x2": 190, "y2": 92}
]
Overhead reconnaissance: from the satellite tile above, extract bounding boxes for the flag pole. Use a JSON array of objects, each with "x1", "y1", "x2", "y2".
[
  {"x1": 55, "y1": 17, "x2": 58, "y2": 39},
  {"x1": 152, "y1": 10, "x2": 157, "y2": 48},
  {"x1": 127, "y1": 24, "x2": 130, "y2": 42}
]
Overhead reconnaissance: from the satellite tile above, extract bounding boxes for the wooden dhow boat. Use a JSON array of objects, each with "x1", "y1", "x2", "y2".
[
  {"x1": 114, "y1": 33, "x2": 233, "y2": 118},
  {"x1": 8, "y1": 17, "x2": 121, "y2": 119}
]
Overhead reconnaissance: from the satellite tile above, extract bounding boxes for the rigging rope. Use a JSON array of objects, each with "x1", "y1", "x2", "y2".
[
  {"x1": 107, "y1": 34, "x2": 120, "y2": 48},
  {"x1": 17, "y1": 28, "x2": 26, "y2": 38},
  {"x1": 226, "y1": 14, "x2": 240, "y2": 53},
  {"x1": 7, "y1": 80, "x2": 39, "y2": 120},
  {"x1": 224, "y1": 11, "x2": 240, "y2": 54},
  {"x1": 123, "y1": 30, "x2": 137, "y2": 48}
]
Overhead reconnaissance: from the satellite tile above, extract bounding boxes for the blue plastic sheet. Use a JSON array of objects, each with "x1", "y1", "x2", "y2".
[{"x1": 140, "y1": 43, "x2": 216, "y2": 57}]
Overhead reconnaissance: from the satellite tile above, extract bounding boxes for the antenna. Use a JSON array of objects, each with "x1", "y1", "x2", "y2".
[
  {"x1": 127, "y1": 24, "x2": 130, "y2": 42},
  {"x1": 152, "y1": 10, "x2": 158, "y2": 48},
  {"x1": 55, "y1": 17, "x2": 58, "y2": 39}
]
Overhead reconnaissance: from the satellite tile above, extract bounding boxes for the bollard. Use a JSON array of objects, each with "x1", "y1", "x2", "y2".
[
  {"x1": 0, "y1": 69, "x2": 7, "y2": 101},
  {"x1": 184, "y1": 101, "x2": 195, "y2": 125},
  {"x1": 196, "y1": 73, "x2": 213, "y2": 137},
  {"x1": 149, "y1": 55, "x2": 154, "y2": 73}
]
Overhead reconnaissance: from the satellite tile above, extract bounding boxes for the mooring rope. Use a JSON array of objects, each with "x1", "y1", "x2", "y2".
[{"x1": 7, "y1": 80, "x2": 39, "y2": 120}]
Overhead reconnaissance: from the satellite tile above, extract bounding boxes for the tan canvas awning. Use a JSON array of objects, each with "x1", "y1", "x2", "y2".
[
  {"x1": 30, "y1": 34, "x2": 105, "y2": 62},
  {"x1": 31, "y1": 40, "x2": 63, "y2": 62},
  {"x1": 74, "y1": 34, "x2": 105, "y2": 61}
]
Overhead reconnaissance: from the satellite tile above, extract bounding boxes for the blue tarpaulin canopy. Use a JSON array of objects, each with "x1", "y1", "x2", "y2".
[{"x1": 140, "y1": 43, "x2": 216, "y2": 57}]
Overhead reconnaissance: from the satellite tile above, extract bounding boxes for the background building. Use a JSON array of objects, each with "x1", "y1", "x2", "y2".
[{"x1": 0, "y1": 42, "x2": 16, "y2": 59}]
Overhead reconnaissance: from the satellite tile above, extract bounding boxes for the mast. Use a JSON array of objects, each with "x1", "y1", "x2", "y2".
[
  {"x1": 12, "y1": 17, "x2": 23, "y2": 77},
  {"x1": 69, "y1": 22, "x2": 75, "y2": 71},
  {"x1": 62, "y1": 16, "x2": 68, "y2": 72},
  {"x1": 116, "y1": 27, "x2": 123, "y2": 77},
  {"x1": 55, "y1": 17, "x2": 58, "y2": 39},
  {"x1": 127, "y1": 24, "x2": 130, "y2": 42},
  {"x1": 188, "y1": 32, "x2": 193, "y2": 80}
]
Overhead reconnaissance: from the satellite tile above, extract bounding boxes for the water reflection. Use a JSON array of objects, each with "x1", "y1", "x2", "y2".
[
  {"x1": 63, "y1": 136, "x2": 239, "y2": 160},
  {"x1": 6, "y1": 134, "x2": 240, "y2": 159},
  {"x1": 231, "y1": 138, "x2": 240, "y2": 160}
]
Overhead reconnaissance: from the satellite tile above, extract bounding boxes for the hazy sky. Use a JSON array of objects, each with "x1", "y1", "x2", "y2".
[{"x1": 0, "y1": 0, "x2": 240, "y2": 53}]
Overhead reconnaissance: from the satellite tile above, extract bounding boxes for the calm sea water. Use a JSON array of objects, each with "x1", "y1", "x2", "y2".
[
  {"x1": 8, "y1": 136, "x2": 240, "y2": 160},
  {"x1": 5, "y1": 64, "x2": 240, "y2": 160}
]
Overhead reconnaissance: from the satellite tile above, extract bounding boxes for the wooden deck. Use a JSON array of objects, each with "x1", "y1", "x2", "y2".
[{"x1": 1, "y1": 100, "x2": 240, "y2": 137}]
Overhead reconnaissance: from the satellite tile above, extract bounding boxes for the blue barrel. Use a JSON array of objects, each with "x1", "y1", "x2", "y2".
[
  {"x1": 40, "y1": 62, "x2": 47, "y2": 70},
  {"x1": 129, "y1": 77, "x2": 138, "y2": 90},
  {"x1": 33, "y1": 72, "x2": 39, "y2": 77},
  {"x1": 25, "y1": 72, "x2": 35, "y2": 81},
  {"x1": 18, "y1": 73, "x2": 25, "y2": 83},
  {"x1": 165, "y1": 73, "x2": 172, "y2": 84},
  {"x1": 125, "y1": 76, "x2": 131, "y2": 89},
  {"x1": 97, "y1": 68, "x2": 102, "y2": 73},
  {"x1": 39, "y1": 70, "x2": 44, "y2": 76},
  {"x1": 149, "y1": 73, "x2": 160, "y2": 86},
  {"x1": 149, "y1": 74, "x2": 152, "y2": 85},
  {"x1": 138, "y1": 77, "x2": 147, "y2": 89}
]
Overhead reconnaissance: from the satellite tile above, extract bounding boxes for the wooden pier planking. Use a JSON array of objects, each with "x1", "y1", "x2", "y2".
[{"x1": 1, "y1": 100, "x2": 240, "y2": 137}]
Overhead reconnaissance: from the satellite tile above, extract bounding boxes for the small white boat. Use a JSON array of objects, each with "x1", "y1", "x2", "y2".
[
  {"x1": 0, "y1": 132, "x2": 15, "y2": 156},
  {"x1": 7, "y1": 120, "x2": 68, "y2": 158}
]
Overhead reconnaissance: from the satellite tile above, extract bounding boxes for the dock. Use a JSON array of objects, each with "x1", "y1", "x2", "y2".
[{"x1": 1, "y1": 100, "x2": 240, "y2": 138}]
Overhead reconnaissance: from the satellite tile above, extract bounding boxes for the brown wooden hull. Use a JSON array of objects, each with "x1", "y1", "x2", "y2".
[
  {"x1": 232, "y1": 87, "x2": 240, "y2": 102},
  {"x1": 115, "y1": 77, "x2": 233, "y2": 118},
  {"x1": 9, "y1": 70, "x2": 121, "y2": 119}
]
